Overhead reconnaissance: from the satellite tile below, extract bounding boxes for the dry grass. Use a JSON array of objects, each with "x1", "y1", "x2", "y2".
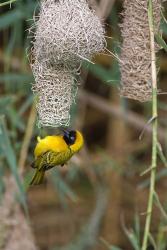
[{"x1": 119, "y1": 0, "x2": 161, "y2": 102}]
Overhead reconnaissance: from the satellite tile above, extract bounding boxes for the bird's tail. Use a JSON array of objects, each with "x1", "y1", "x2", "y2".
[{"x1": 30, "y1": 170, "x2": 45, "y2": 185}]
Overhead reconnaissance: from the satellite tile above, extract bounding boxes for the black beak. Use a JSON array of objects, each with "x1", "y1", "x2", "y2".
[{"x1": 61, "y1": 128, "x2": 69, "y2": 136}]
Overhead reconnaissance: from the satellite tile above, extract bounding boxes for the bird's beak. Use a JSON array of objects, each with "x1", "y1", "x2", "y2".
[{"x1": 61, "y1": 128, "x2": 69, "y2": 136}]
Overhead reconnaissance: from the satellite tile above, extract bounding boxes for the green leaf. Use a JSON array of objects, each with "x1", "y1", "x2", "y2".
[
  {"x1": 0, "y1": 1, "x2": 38, "y2": 29},
  {"x1": 0, "y1": 9, "x2": 24, "y2": 30},
  {"x1": 155, "y1": 33, "x2": 167, "y2": 52},
  {"x1": 0, "y1": 73, "x2": 33, "y2": 93},
  {"x1": 160, "y1": 8, "x2": 167, "y2": 36},
  {"x1": 23, "y1": 170, "x2": 34, "y2": 191},
  {"x1": 126, "y1": 231, "x2": 140, "y2": 250},
  {"x1": 0, "y1": 116, "x2": 27, "y2": 211},
  {"x1": 18, "y1": 95, "x2": 33, "y2": 115},
  {"x1": 82, "y1": 61, "x2": 120, "y2": 85},
  {"x1": 0, "y1": 73, "x2": 33, "y2": 84},
  {"x1": 6, "y1": 108, "x2": 25, "y2": 131},
  {"x1": 148, "y1": 233, "x2": 157, "y2": 250},
  {"x1": 134, "y1": 213, "x2": 140, "y2": 245},
  {"x1": 123, "y1": 224, "x2": 140, "y2": 250},
  {"x1": 0, "y1": 96, "x2": 15, "y2": 113},
  {"x1": 0, "y1": 162, "x2": 5, "y2": 201}
]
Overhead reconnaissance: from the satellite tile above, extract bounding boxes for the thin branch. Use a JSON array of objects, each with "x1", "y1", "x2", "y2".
[
  {"x1": 0, "y1": 0, "x2": 17, "y2": 7},
  {"x1": 157, "y1": 142, "x2": 167, "y2": 168},
  {"x1": 140, "y1": 166, "x2": 156, "y2": 177},
  {"x1": 139, "y1": 116, "x2": 157, "y2": 140},
  {"x1": 141, "y1": 0, "x2": 158, "y2": 249},
  {"x1": 154, "y1": 191, "x2": 167, "y2": 221}
]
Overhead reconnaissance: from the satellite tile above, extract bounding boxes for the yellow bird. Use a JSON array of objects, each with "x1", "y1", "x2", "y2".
[{"x1": 30, "y1": 130, "x2": 84, "y2": 185}]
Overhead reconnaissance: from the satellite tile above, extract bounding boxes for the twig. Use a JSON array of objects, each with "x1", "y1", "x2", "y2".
[
  {"x1": 140, "y1": 166, "x2": 156, "y2": 177},
  {"x1": 148, "y1": 232, "x2": 157, "y2": 250},
  {"x1": 157, "y1": 142, "x2": 167, "y2": 168},
  {"x1": 154, "y1": 191, "x2": 167, "y2": 221},
  {"x1": 139, "y1": 116, "x2": 157, "y2": 140},
  {"x1": 141, "y1": 0, "x2": 158, "y2": 249},
  {"x1": 18, "y1": 104, "x2": 36, "y2": 175},
  {"x1": 0, "y1": 0, "x2": 17, "y2": 7}
]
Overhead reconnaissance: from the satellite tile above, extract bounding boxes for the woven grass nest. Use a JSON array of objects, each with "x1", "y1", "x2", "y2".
[
  {"x1": 31, "y1": 0, "x2": 105, "y2": 127},
  {"x1": 119, "y1": 0, "x2": 161, "y2": 102}
]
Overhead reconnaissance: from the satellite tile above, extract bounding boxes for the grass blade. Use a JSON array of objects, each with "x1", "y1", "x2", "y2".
[
  {"x1": 155, "y1": 33, "x2": 167, "y2": 52},
  {"x1": 0, "y1": 115, "x2": 27, "y2": 211}
]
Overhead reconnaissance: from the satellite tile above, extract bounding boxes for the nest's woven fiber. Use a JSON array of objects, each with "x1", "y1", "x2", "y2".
[
  {"x1": 33, "y1": 0, "x2": 105, "y2": 68},
  {"x1": 120, "y1": 0, "x2": 161, "y2": 102},
  {"x1": 32, "y1": 63, "x2": 76, "y2": 127},
  {"x1": 31, "y1": 0, "x2": 105, "y2": 127}
]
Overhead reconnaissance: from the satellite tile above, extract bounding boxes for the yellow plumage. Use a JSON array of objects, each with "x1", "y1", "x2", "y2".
[
  {"x1": 35, "y1": 135, "x2": 68, "y2": 156},
  {"x1": 30, "y1": 130, "x2": 84, "y2": 185}
]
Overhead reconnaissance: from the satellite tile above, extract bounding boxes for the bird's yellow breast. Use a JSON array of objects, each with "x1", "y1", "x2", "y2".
[{"x1": 34, "y1": 135, "x2": 68, "y2": 158}]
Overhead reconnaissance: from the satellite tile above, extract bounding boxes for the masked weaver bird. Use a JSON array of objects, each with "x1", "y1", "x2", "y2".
[{"x1": 30, "y1": 130, "x2": 84, "y2": 185}]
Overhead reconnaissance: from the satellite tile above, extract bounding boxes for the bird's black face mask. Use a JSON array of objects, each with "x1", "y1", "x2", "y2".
[{"x1": 63, "y1": 130, "x2": 76, "y2": 146}]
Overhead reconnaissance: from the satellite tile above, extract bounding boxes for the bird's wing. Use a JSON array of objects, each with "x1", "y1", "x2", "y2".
[{"x1": 33, "y1": 148, "x2": 73, "y2": 171}]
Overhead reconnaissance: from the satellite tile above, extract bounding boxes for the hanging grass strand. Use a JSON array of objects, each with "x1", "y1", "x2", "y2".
[{"x1": 141, "y1": 0, "x2": 158, "y2": 249}]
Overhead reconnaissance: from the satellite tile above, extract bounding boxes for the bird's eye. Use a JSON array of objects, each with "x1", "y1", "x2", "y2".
[{"x1": 70, "y1": 136, "x2": 75, "y2": 142}]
